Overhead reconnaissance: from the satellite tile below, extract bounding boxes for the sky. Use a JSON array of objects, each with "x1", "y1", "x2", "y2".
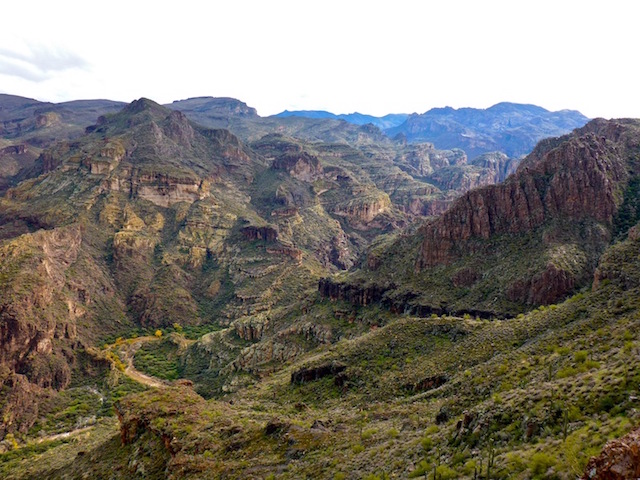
[{"x1": 0, "y1": 0, "x2": 638, "y2": 119}]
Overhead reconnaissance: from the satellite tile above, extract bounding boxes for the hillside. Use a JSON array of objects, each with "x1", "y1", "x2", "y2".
[
  {"x1": 0, "y1": 94, "x2": 126, "y2": 194},
  {"x1": 4, "y1": 210, "x2": 640, "y2": 479}
]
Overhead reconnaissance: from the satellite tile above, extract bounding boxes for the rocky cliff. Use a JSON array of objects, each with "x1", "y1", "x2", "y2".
[
  {"x1": 417, "y1": 119, "x2": 633, "y2": 268},
  {"x1": 321, "y1": 119, "x2": 640, "y2": 315}
]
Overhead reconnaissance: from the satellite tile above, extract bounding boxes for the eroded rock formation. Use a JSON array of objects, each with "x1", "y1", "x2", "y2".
[{"x1": 582, "y1": 426, "x2": 640, "y2": 479}]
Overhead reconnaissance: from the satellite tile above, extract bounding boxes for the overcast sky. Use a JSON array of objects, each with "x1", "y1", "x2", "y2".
[{"x1": 0, "y1": 1, "x2": 637, "y2": 118}]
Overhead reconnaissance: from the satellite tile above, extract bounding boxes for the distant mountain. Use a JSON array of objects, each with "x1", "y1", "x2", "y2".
[
  {"x1": 0, "y1": 94, "x2": 125, "y2": 142},
  {"x1": 386, "y1": 102, "x2": 590, "y2": 159},
  {"x1": 274, "y1": 109, "x2": 409, "y2": 130},
  {"x1": 167, "y1": 97, "x2": 258, "y2": 119}
]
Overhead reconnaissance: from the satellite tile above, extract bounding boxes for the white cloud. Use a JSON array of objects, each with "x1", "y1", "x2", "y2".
[{"x1": 0, "y1": 44, "x2": 88, "y2": 82}]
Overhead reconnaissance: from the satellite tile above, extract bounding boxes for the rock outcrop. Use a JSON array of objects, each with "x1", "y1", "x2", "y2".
[
  {"x1": 582, "y1": 426, "x2": 640, "y2": 479},
  {"x1": 0, "y1": 144, "x2": 26, "y2": 157},
  {"x1": 318, "y1": 277, "x2": 499, "y2": 319},
  {"x1": 241, "y1": 225, "x2": 279, "y2": 242},
  {"x1": 333, "y1": 193, "x2": 391, "y2": 225},
  {"x1": 418, "y1": 119, "x2": 635, "y2": 269},
  {"x1": 291, "y1": 363, "x2": 346, "y2": 384},
  {"x1": 470, "y1": 151, "x2": 519, "y2": 183},
  {"x1": 271, "y1": 152, "x2": 323, "y2": 182}
]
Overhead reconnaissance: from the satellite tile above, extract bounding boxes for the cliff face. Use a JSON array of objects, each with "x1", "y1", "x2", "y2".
[
  {"x1": 418, "y1": 121, "x2": 632, "y2": 268},
  {"x1": 320, "y1": 119, "x2": 640, "y2": 315},
  {"x1": 332, "y1": 193, "x2": 391, "y2": 225},
  {"x1": 412, "y1": 119, "x2": 638, "y2": 305},
  {"x1": 271, "y1": 151, "x2": 323, "y2": 182}
]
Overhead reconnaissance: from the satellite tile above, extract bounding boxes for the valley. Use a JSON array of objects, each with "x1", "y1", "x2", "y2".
[{"x1": 0, "y1": 93, "x2": 638, "y2": 479}]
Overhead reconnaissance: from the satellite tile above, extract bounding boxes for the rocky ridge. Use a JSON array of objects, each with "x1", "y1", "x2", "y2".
[{"x1": 322, "y1": 118, "x2": 640, "y2": 315}]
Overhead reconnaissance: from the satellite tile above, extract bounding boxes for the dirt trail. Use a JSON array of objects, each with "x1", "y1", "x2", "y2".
[
  {"x1": 111, "y1": 336, "x2": 168, "y2": 389},
  {"x1": 35, "y1": 425, "x2": 95, "y2": 444}
]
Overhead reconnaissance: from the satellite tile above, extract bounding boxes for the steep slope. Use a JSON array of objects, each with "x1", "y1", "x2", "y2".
[
  {"x1": 387, "y1": 102, "x2": 589, "y2": 159},
  {"x1": 322, "y1": 119, "x2": 640, "y2": 316}
]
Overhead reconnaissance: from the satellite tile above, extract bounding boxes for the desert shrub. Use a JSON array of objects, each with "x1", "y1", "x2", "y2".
[
  {"x1": 574, "y1": 350, "x2": 588, "y2": 363},
  {"x1": 530, "y1": 451, "x2": 556, "y2": 477}
]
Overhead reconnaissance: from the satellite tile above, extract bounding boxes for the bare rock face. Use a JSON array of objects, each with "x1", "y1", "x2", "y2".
[
  {"x1": 134, "y1": 177, "x2": 205, "y2": 207},
  {"x1": 333, "y1": 193, "x2": 391, "y2": 225},
  {"x1": 228, "y1": 339, "x2": 304, "y2": 375},
  {"x1": 163, "y1": 110, "x2": 195, "y2": 147},
  {"x1": 417, "y1": 120, "x2": 635, "y2": 269},
  {"x1": 471, "y1": 151, "x2": 519, "y2": 183},
  {"x1": 241, "y1": 225, "x2": 278, "y2": 242},
  {"x1": 108, "y1": 169, "x2": 209, "y2": 208},
  {"x1": 271, "y1": 152, "x2": 323, "y2": 182},
  {"x1": 318, "y1": 277, "x2": 389, "y2": 307},
  {"x1": 582, "y1": 426, "x2": 640, "y2": 479},
  {"x1": 291, "y1": 363, "x2": 346, "y2": 384},
  {"x1": 507, "y1": 264, "x2": 576, "y2": 305},
  {"x1": 234, "y1": 315, "x2": 269, "y2": 342},
  {"x1": 0, "y1": 144, "x2": 26, "y2": 157},
  {"x1": 329, "y1": 232, "x2": 354, "y2": 270},
  {"x1": 0, "y1": 374, "x2": 52, "y2": 439},
  {"x1": 394, "y1": 143, "x2": 467, "y2": 176}
]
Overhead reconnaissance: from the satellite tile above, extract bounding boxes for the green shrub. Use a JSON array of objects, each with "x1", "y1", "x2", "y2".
[
  {"x1": 574, "y1": 350, "x2": 588, "y2": 363},
  {"x1": 352, "y1": 444, "x2": 365, "y2": 454},
  {"x1": 530, "y1": 451, "x2": 556, "y2": 476},
  {"x1": 436, "y1": 464, "x2": 458, "y2": 479}
]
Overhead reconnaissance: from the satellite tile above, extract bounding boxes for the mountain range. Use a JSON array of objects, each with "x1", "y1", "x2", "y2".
[
  {"x1": 277, "y1": 102, "x2": 590, "y2": 159},
  {"x1": 0, "y1": 92, "x2": 637, "y2": 479},
  {"x1": 274, "y1": 110, "x2": 409, "y2": 130}
]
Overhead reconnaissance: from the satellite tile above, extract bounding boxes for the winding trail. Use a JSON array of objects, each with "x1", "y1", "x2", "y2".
[
  {"x1": 35, "y1": 425, "x2": 95, "y2": 444},
  {"x1": 110, "y1": 336, "x2": 168, "y2": 389}
]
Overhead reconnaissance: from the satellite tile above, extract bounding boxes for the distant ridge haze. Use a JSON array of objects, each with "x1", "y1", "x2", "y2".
[
  {"x1": 276, "y1": 101, "x2": 590, "y2": 159},
  {"x1": 273, "y1": 110, "x2": 409, "y2": 130}
]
